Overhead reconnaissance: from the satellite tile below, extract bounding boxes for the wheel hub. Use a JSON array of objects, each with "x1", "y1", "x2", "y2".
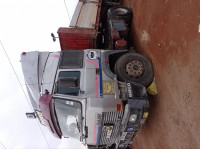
[{"x1": 126, "y1": 61, "x2": 144, "y2": 78}]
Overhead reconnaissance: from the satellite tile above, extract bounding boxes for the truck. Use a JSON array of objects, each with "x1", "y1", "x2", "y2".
[{"x1": 21, "y1": 0, "x2": 156, "y2": 149}]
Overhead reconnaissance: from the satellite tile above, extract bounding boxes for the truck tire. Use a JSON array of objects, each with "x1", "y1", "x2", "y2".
[
  {"x1": 107, "y1": 6, "x2": 132, "y2": 24},
  {"x1": 114, "y1": 53, "x2": 154, "y2": 87}
]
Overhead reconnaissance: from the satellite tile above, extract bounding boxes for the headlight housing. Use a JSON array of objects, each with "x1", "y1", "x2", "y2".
[{"x1": 129, "y1": 114, "x2": 137, "y2": 123}]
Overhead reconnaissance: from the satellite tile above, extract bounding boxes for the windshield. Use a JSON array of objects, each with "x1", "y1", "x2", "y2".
[{"x1": 53, "y1": 98, "x2": 82, "y2": 139}]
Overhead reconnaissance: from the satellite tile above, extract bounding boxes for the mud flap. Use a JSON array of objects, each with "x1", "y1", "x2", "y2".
[{"x1": 147, "y1": 78, "x2": 158, "y2": 95}]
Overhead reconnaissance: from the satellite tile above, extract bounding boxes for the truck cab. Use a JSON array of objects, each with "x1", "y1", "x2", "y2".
[{"x1": 21, "y1": 49, "x2": 153, "y2": 149}]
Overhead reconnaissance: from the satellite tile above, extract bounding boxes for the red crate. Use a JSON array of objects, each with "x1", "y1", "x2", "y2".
[{"x1": 57, "y1": 27, "x2": 97, "y2": 50}]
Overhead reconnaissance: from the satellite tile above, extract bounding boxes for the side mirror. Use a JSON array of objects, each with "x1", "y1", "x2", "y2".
[{"x1": 51, "y1": 33, "x2": 56, "y2": 42}]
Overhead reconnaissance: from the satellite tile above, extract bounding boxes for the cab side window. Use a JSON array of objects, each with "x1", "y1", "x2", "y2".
[{"x1": 57, "y1": 71, "x2": 80, "y2": 96}]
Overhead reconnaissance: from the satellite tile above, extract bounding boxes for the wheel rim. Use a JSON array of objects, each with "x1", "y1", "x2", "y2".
[
  {"x1": 126, "y1": 60, "x2": 144, "y2": 78},
  {"x1": 113, "y1": 8, "x2": 128, "y2": 15}
]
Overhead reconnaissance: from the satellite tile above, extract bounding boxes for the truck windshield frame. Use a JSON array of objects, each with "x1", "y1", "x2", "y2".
[{"x1": 53, "y1": 97, "x2": 82, "y2": 140}]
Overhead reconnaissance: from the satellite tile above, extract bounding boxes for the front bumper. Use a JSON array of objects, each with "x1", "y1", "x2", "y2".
[
  {"x1": 117, "y1": 99, "x2": 149, "y2": 148},
  {"x1": 117, "y1": 82, "x2": 149, "y2": 149},
  {"x1": 93, "y1": 82, "x2": 149, "y2": 149}
]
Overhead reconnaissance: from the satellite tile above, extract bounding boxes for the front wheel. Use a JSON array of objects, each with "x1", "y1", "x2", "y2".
[{"x1": 114, "y1": 53, "x2": 154, "y2": 87}]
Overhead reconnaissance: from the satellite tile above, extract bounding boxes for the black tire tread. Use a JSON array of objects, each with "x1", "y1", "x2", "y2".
[
  {"x1": 107, "y1": 6, "x2": 132, "y2": 24},
  {"x1": 114, "y1": 52, "x2": 154, "y2": 87}
]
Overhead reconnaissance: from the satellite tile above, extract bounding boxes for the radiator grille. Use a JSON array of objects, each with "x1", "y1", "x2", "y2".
[{"x1": 99, "y1": 111, "x2": 123, "y2": 145}]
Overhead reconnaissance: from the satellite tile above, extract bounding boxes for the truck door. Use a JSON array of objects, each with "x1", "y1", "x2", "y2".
[
  {"x1": 54, "y1": 70, "x2": 87, "y2": 141},
  {"x1": 84, "y1": 50, "x2": 102, "y2": 98}
]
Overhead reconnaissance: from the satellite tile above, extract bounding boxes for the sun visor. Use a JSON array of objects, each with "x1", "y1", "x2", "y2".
[{"x1": 21, "y1": 51, "x2": 50, "y2": 106}]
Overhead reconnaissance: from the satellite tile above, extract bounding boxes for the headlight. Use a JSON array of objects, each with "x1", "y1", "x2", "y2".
[{"x1": 129, "y1": 114, "x2": 137, "y2": 123}]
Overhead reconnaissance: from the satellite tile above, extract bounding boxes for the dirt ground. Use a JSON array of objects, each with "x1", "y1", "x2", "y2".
[{"x1": 121, "y1": 0, "x2": 200, "y2": 149}]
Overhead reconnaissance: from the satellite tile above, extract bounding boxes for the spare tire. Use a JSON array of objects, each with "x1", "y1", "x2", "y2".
[
  {"x1": 107, "y1": 6, "x2": 132, "y2": 24},
  {"x1": 114, "y1": 53, "x2": 154, "y2": 87}
]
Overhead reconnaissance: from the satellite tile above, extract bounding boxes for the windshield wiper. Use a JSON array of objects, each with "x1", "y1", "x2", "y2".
[{"x1": 76, "y1": 118, "x2": 81, "y2": 132}]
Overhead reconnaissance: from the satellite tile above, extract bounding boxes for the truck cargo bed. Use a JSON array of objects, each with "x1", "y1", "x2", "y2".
[{"x1": 70, "y1": 0, "x2": 101, "y2": 29}]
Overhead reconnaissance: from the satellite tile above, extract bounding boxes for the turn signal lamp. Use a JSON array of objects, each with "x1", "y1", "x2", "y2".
[{"x1": 143, "y1": 112, "x2": 149, "y2": 119}]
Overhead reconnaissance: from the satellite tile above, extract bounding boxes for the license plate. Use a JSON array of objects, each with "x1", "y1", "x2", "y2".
[
  {"x1": 106, "y1": 130, "x2": 113, "y2": 139},
  {"x1": 103, "y1": 125, "x2": 113, "y2": 139}
]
